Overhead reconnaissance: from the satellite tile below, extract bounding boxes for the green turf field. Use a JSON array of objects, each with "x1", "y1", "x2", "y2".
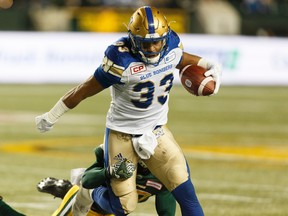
[{"x1": 0, "y1": 84, "x2": 288, "y2": 216}]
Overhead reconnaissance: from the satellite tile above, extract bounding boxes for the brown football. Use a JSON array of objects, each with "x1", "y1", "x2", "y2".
[{"x1": 179, "y1": 64, "x2": 215, "y2": 96}]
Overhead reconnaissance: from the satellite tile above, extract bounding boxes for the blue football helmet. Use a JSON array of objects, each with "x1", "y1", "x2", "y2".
[{"x1": 128, "y1": 6, "x2": 171, "y2": 65}]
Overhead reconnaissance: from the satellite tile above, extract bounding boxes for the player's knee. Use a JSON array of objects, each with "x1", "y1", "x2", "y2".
[
  {"x1": 118, "y1": 190, "x2": 138, "y2": 214},
  {"x1": 164, "y1": 154, "x2": 189, "y2": 190},
  {"x1": 110, "y1": 176, "x2": 138, "y2": 214},
  {"x1": 166, "y1": 166, "x2": 189, "y2": 189}
]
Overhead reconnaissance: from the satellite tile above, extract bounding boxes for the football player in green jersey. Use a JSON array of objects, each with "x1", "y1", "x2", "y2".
[
  {"x1": 37, "y1": 145, "x2": 176, "y2": 216},
  {"x1": 1, "y1": 146, "x2": 175, "y2": 216}
]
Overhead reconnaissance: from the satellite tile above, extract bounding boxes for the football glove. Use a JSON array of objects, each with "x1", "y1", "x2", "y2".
[
  {"x1": 198, "y1": 58, "x2": 222, "y2": 94},
  {"x1": 35, "y1": 113, "x2": 55, "y2": 133},
  {"x1": 106, "y1": 158, "x2": 136, "y2": 179},
  {"x1": 35, "y1": 99, "x2": 69, "y2": 133}
]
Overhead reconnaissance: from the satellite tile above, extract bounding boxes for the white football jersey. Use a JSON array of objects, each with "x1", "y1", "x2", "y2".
[{"x1": 94, "y1": 31, "x2": 183, "y2": 135}]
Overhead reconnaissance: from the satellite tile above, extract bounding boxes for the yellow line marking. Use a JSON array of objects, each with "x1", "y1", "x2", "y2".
[
  {"x1": 1, "y1": 138, "x2": 288, "y2": 162},
  {"x1": 182, "y1": 144, "x2": 288, "y2": 161},
  {"x1": 0, "y1": 137, "x2": 102, "y2": 158}
]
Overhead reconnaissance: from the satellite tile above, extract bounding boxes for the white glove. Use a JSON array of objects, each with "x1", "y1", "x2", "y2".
[
  {"x1": 198, "y1": 58, "x2": 222, "y2": 94},
  {"x1": 35, "y1": 113, "x2": 55, "y2": 133},
  {"x1": 35, "y1": 99, "x2": 70, "y2": 133}
]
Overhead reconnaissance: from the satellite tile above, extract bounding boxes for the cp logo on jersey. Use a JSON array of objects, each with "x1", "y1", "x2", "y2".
[{"x1": 130, "y1": 64, "x2": 147, "y2": 75}]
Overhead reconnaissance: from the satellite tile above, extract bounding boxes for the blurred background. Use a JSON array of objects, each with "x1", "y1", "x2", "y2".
[
  {"x1": 1, "y1": 0, "x2": 288, "y2": 85},
  {"x1": 0, "y1": 0, "x2": 288, "y2": 36}
]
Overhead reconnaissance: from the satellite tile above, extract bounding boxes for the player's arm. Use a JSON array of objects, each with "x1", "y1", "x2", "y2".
[
  {"x1": 35, "y1": 43, "x2": 124, "y2": 133},
  {"x1": 35, "y1": 75, "x2": 105, "y2": 133},
  {"x1": 176, "y1": 52, "x2": 201, "y2": 71},
  {"x1": 82, "y1": 146, "x2": 106, "y2": 189},
  {"x1": 155, "y1": 190, "x2": 176, "y2": 216},
  {"x1": 177, "y1": 52, "x2": 222, "y2": 94},
  {"x1": 82, "y1": 165, "x2": 107, "y2": 189},
  {"x1": 62, "y1": 75, "x2": 104, "y2": 109}
]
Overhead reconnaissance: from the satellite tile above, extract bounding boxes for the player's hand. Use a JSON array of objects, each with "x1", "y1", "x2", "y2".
[
  {"x1": 198, "y1": 58, "x2": 222, "y2": 95},
  {"x1": 107, "y1": 158, "x2": 136, "y2": 179},
  {"x1": 35, "y1": 113, "x2": 54, "y2": 133},
  {"x1": 204, "y1": 64, "x2": 222, "y2": 94}
]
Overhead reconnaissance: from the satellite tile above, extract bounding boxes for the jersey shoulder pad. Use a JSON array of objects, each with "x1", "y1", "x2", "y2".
[
  {"x1": 168, "y1": 30, "x2": 182, "y2": 50},
  {"x1": 104, "y1": 37, "x2": 135, "y2": 67}
]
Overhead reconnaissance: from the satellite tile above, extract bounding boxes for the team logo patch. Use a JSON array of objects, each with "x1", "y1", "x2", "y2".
[
  {"x1": 146, "y1": 180, "x2": 162, "y2": 190},
  {"x1": 130, "y1": 64, "x2": 147, "y2": 75},
  {"x1": 153, "y1": 127, "x2": 164, "y2": 138},
  {"x1": 164, "y1": 51, "x2": 176, "y2": 63}
]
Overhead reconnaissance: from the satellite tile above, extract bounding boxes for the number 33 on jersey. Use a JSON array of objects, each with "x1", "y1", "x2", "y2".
[{"x1": 94, "y1": 34, "x2": 183, "y2": 134}]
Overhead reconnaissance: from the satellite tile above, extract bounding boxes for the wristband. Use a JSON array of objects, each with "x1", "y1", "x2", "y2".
[{"x1": 46, "y1": 99, "x2": 70, "y2": 124}]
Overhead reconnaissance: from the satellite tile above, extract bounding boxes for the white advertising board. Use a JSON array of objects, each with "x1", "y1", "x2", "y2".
[{"x1": 0, "y1": 32, "x2": 288, "y2": 85}]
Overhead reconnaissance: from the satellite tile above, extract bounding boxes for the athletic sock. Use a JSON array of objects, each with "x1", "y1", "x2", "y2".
[{"x1": 172, "y1": 179, "x2": 204, "y2": 216}]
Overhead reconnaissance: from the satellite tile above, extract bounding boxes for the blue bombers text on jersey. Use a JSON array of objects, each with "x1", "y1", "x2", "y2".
[{"x1": 94, "y1": 30, "x2": 183, "y2": 135}]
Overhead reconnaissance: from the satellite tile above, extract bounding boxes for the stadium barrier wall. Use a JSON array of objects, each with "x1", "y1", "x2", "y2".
[{"x1": 0, "y1": 32, "x2": 288, "y2": 85}]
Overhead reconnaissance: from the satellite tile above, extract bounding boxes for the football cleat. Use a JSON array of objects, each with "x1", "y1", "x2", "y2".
[{"x1": 37, "y1": 177, "x2": 73, "y2": 199}]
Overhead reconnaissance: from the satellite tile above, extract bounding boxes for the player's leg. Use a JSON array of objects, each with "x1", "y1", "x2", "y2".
[
  {"x1": 94, "y1": 128, "x2": 138, "y2": 215},
  {"x1": 52, "y1": 185, "x2": 79, "y2": 216},
  {"x1": 144, "y1": 126, "x2": 188, "y2": 189},
  {"x1": 145, "y1": 126, "x2": 204, "y2": 216},
  {"x1": 171, "y1": 177, "x2": 204, "y2": 216},
  {"x1": 37, "y1": 179, "x2": 110, "y2": 216},
  {"x1": 60, "y1": 188, "x2": 115, "y2": 216},
  {"x1": 52, "y1": 185, "x2": 111, "y2": 216},
  {"x1": 73, "y1": 187, "x2": 115, "y2": 216},
  {"x1": 72, "y1": 185, "x2": 95, "y2": 216}
]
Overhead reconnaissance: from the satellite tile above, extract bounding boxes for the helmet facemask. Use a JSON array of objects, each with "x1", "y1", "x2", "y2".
[
  {"x1": 129, "y1": 32, "x2": 169, "y2": 65},
  {"x1": 128, "y1": 6, "x2": 171, "y2": 65}
]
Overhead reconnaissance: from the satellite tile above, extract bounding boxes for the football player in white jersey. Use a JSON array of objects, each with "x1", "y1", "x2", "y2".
[{"x1": 36, "y1": 6, "x2": 221, "y2": 216}]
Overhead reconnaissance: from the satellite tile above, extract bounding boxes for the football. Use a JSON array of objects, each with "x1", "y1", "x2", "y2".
[{"x1": 179, "y1": 64, "x2": 215, "y2": 96}]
